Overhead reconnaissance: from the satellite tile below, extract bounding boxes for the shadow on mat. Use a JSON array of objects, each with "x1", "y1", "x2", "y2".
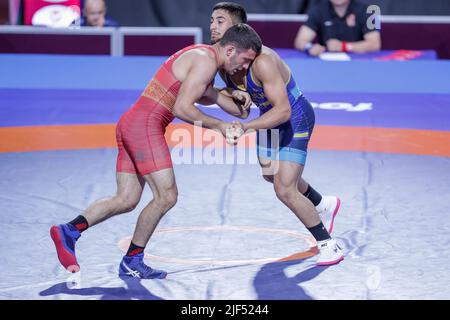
[
  {"x1": 39, "y1": 275, "x2": 163, "y2": 300},
  {"x1": 253, "y1": 257, "x2": 330, "y2": 300}
]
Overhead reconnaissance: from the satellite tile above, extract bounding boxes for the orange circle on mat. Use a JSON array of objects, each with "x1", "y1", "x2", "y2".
[{"x1": 117, "y1": 225, "x2": 318, "y2": 265}]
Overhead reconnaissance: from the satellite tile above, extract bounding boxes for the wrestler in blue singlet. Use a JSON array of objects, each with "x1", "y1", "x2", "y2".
[{"x1": 224, "y1": 69, "x2": 316, "y2": 165}]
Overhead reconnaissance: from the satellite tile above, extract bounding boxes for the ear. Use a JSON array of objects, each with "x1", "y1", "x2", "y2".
[{"x1": 225, "y1": 45, "x2": 236, "y2": 57}]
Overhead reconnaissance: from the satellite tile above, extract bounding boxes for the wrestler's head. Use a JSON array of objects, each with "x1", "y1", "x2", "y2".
[
  {"x1": 210, "y1": 2, "x2": 247, "y2": 44},
  {"x1": 218, "y1": 23, "x2": 261, "y2": 75}
]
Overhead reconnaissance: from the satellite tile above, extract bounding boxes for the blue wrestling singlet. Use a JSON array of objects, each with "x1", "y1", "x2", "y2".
[{"x1": 224, "y1": 68, "x2": 315, "y2": 165}]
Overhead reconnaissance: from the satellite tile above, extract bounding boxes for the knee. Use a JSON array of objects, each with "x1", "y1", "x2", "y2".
[
  {"x1": 274, "y1": 182, "x2": 294, "y2": 204},
  {"x1": 164, "y1": 189, "x2": 178, "y2": 209},
  {"x1": 262, "y1": 175, "x2": 274, "y2": 183},
  {"x1": 117, "y1": 195, "x2": 140, "y2": 213},
  {"x1": 155, "y1": 189, "x2": 178, "y2": 211}
]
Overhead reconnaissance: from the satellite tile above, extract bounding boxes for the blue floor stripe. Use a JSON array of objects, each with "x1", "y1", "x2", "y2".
[{"x1": 2, "y1": 88, "x2": 449, "y2": 131}]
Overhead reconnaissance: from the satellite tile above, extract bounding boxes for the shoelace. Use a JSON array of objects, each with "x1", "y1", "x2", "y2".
[
  {"x1": 65, "y1": 225, "x2": 81, "y2": 241},
  {"x1": 138, "y1": 261, "x2": 155, "y2": 276},
  {"x1": 62, "y1": 226, "x2": 80, "y2": 251}
]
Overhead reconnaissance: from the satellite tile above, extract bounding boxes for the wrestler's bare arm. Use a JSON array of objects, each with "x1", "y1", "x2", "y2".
[
  {"x1": 203, "y1": 70, "x2": 252, "y2": 119},
  {"x1": 172, "y1": 55, "x2": 224, "y2": 130},
  {"x1": 199, "y1": 85, "x2": 250, "y2": 119},
  {"x1": 243, "y1": 55, "x2": 291, "y2": 131}
]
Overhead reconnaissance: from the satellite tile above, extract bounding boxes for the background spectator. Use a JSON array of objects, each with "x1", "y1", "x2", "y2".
[
  {"x1": 294, "y1": 0, "x2": 381, "y2": 56},
  {"x1": 81, "y1": 0, "x2": 118, "y2": 27}
]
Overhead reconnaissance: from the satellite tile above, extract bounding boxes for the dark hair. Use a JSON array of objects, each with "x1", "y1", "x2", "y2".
[
  {"x1": 219, "y1": 23, "x2": 262, "y2": 54},
  {"x1": 213, "y1": 2, "x2": 247, "y2": 23}
]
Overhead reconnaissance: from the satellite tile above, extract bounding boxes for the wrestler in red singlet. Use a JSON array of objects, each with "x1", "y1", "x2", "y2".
[{"x1": 116, "y1": 44, "x2": 219, "y2": 175}]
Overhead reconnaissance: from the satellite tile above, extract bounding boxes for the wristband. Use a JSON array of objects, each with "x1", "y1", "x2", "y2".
[
  {"x1": 342, "y1": 41, "x2": 347, "y2": 52},
  {"x1": 304, "y1": 42, "x2": 313, "y2": 54}
]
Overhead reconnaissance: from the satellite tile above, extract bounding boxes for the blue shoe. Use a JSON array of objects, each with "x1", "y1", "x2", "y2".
[
  {"x1": 50, "y1": 224, "x2": 81, "y2": 273},
  {"x1": 119, "y1": 253, "x2": 167, "y2": 279}
]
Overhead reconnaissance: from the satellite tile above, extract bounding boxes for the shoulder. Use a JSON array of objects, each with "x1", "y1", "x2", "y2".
[
  {"x1": 252, "y1": 52, "x2": 278, "y2": 79},
  {"x1": 104, "y1": 17, "x2": 119, "y2": 27},
  {"x1": 182, "y1": 47, "x2": 218, "y2": 82},
  {"x1": 80, "y1": 16, "x2": 87, "y2": 26},
  {"x1": 307, "y1": 1, "x2": 326, "y2": 14},
  {"x1": 306, "y1": 1, "x2": 327, "y2": 18},
  {"x1": 196, "y1": 48, "x2": 218, "y2": 72},
  {"x1": 182, "y1": 47, "x2": 217, "y2": 69},
  {"x1": 254, "y1": 47, "x2": 279, "y2": 67},
  {"x1": 195, "y1": 46, "x2": 217, "y2": 61},
  {"x1": 305, "y1": 1, "x2": 327, "y2": 28},
  {"x1": 350, "y1": 0, "x2": 370, "y2": 16}
]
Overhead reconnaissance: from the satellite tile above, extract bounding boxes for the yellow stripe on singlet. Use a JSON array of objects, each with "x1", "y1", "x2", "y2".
[{"x1": 294, "y1": 132, "x2": 309, "y2": 138}]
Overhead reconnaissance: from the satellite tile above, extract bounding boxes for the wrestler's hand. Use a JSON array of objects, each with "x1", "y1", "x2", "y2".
[
  {"x1": 228, "y1": 121, "x2": 245, "y2": 145},
  {"x1": 219, "y1": 122, "x2": 244, "y2": 145},
  {"x1": 231, "y1": 120, "x2": 248, "y2": 133},
  {"x1": 232, "y1": 90, "x2": 252, "y2": 110}
]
